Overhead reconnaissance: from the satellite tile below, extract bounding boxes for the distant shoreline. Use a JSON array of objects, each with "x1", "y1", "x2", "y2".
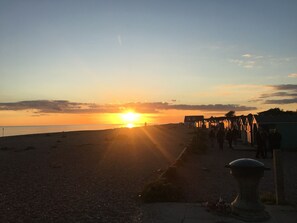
[
  {"x1": 0, "y1": 123, "x2": 172, "y2": 138},
  {"x1": 0, "y1": 124, "x2": 124, "y2": 137}
]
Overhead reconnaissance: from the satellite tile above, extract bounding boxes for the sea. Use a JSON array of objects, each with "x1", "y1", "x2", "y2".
[{"x1": 0, "y1": 124, "x2": 125, "y2": 137}]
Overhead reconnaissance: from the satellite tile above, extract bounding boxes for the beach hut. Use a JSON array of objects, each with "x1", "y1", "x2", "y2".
[
  {"x1": 184, "y1": 115, "x2": 204, "y2": 128},
  {"x1": 256, "y1": 114, "x2": 297, "y2": 150},
  {"x1": 246, "y1": 114, "x2": 258, "y2": 146},
  {"x1": 208, "y1": 116, "x2": 226, "y2": 129},
  {"x1": 205, "y1": 116, "x2": 240, "y2": 130},
  {"x1": 227, "y1": 116, "x2": 240, "y2": 130},
  {"x1": 238, "y1": 116, "x2": 248, "y2": 144},
  {"x1": 204, "y1": 116, "x2": 217, "y2": 129},
  {"x1": 205, "y1": 116, "x2": 219, "y2": 129},
  {"x1": 223, "y1": 118, "x2": 232, "y2": 129}
]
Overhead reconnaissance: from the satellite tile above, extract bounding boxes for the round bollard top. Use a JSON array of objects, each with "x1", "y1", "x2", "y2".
[{"x1": 226, "y1": 158, "x2": 265, "y2": 168}]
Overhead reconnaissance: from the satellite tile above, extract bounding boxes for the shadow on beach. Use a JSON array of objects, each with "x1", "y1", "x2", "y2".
[{"x1": 0, "y1": 124, "x2": 192, "y2": 222}]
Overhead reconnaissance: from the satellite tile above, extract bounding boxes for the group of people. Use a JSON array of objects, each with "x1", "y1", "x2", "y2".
[
  {"x1": 208, "y1": 126, "x2": 282, "y2": 158},
  {"x1": 255, "y1": 128, "x2": 282, "y2": 159},
  {"x1": 209, "y1": 126, "x2": 239, "y2": 150}
]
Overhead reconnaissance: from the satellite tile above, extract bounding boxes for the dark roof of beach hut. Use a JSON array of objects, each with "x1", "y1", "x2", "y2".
[
  {"x1": 184, "y1": 115, "x2": 204, "y2": 122},
  {"x1": 204, "y1": 116, "x2": 225, "y2": 122},
  {"x1": 256, "y1": 114, "x2": 297, "y2": 124}
]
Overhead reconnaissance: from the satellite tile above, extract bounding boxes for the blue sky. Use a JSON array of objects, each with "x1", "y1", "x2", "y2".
[{"x1": 0, "y1": 0, "x2": 296, "y2": 124}]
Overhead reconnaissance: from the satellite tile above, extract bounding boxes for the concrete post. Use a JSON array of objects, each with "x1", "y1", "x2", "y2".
[
  {"x1": 273, "y1": 149, "x2": 285, "y2": 205},
  {"x1": 226, "y1": 158, "x2": 270, "y2": 222}
]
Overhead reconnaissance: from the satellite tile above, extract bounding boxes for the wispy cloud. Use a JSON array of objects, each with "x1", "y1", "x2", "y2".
[
  {"x1": 169, "y1": 104, "x2": 256, "y2": 111},
  {"x1": 259, "y1": 91, "x2": 297, "y2": 99},
  {"x1": 256, "y1": 84, "x2": 297, "y2": 104},
  {"x1": 0, "y1": 100, "x2": 105, "y2": 113},
  {"x1": 242, "y1": 54, "x2": 252, "y2": 58},
  {"x1": 0, "y1": 100, "x2": 257, "y2": 114},
  {"x1": 272, "y1": 84, "x2": 297, "y2": 91},
  {"x1": 288, "y1": 73, "x2": 297, "y2": 78},
  {"x1": 264, "y1": 98, "x2": 297, "y2": 104},
  {"x1": 230, "y1": 54, "x2": 260, "y2": 69},
  {"x1": 230, "y1": 54, "x2": 296, "y2": 69}
]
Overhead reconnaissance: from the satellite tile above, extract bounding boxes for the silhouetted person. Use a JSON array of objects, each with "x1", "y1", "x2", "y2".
[
  {"x1": 256, "y1": 130, "x2": 265, "y2": 158},
  {"x1": 226, "y1": 129, "x2": 233, "y2": 149},
  {"x1": 274, "y1": 129, "x2": 282, "y2": 150},
  {"x1": 261, "y1": 130, "x2": 268, "y2": 158},
  {"x1": 269, "y1": 129, "x2": 282, "y2": 157},
  {"x1": 209, "y1": 128, "x2": 215, "y2": 147},
  {"x1": 217, "y1": 127, "x2": 225, "y2": 150},
  {"x1": 232, "y1": 128, "x2": 238, "y2": 146}
]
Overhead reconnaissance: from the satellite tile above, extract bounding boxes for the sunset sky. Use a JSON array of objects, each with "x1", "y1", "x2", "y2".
[{"x1": 0, "y1": 0, "x2": 297, "y2": 126}]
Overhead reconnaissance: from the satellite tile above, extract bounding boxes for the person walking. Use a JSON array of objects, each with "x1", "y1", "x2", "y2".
[
  {"x1": 226, "y1": 129, "x2": 233, "y2": 149},
  {"x1": 261, "y1": 130, "x2": 268, "y2": 158},
  {"x1": 256, "y1": 130, "x2": 265, "y2": 158},
  {"x1": 268, "y1": 128, "x2": 282, "y2": 158},
  {"x1": 274, "y1": 129, "x2": 282, "y2": 150},
  {"x1": 232, "y1": 128, "x2": 238, "y2": 146},
  {"x1": 217, "y1": 127, "x2": 225, "y2": 150},
  {"x1": 209, "y1": 128, "x2": 216, "y2": 147}
]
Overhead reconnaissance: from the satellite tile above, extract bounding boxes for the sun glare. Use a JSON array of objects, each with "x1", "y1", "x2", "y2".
[
  {"x1": 122, "y1": 112, "x2": 139, "y2": 122},
  {"x1": 121, "y1": 111, "x2": 140, "y2": 128},
  {"x1": 127, "y1": 123, "x2": 134, "y2": 128}
]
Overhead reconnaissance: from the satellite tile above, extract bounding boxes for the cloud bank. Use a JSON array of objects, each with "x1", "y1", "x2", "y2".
[
  {"x1": 230, "y1": 54, "x2": 296, "y2": 69},
  {"x1": 288, "y1": 73, "x2": 297, "y2": 78},
  {"x1": 258, "y1": 84, "x2": 297, "y2": 104},
  {"x1": 0, "y1": 100, "x2": 257, "y2": 114},
  {"x1": 230, "y1": 53, "x2": 264, "y2": 69}
]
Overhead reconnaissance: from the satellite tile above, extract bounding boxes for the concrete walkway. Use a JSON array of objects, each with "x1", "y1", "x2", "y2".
[{"x1": 142, "y1": 202, "x2": 297, "y2": 223}]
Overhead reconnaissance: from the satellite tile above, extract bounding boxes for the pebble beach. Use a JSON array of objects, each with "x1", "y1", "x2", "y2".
[
  {"x1": 0, "y1": 124, "x2": 192, "y2": 222},
  {"x1": 1, "y1": 124, "x2": 296, "y2": 223}
]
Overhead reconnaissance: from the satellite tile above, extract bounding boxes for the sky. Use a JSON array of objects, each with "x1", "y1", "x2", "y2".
[{"x1": 0, "y1": 0, "x2": 297, "y2": 126}]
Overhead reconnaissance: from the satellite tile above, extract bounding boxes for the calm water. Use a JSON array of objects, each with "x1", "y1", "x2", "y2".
[{"x1": 0, "y1": 124, "x2": 124, "y2": 137}]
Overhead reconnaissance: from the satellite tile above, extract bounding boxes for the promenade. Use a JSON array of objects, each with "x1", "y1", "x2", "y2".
[
  {"x1": 142, "y1": 133, "x2": 297, "y2": 223},
  {"x1": 142, "y1": 202, "x2": 297, "y2": 223}
]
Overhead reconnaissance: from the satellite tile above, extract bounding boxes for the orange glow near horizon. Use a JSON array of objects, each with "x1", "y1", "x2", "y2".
[
  {"x1": 0, "y1": 108, "x2": 260, "y2": 127},
  {"x1": 121, "y1": 112, "x2": 140, "y2": 122},
  {"x1": 121, "y1": 111, "x2": 141, "y2": 128},
  {"x1": 93, "y1": 112, "x2": 153, "y2": 127},
  {"x1": 127, "y1": 123, "x2": 135, "y2": 128}
]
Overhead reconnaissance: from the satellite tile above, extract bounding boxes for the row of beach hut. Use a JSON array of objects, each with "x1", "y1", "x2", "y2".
[{"x1": 184, "y1": 114, "x2": 297, "y2": 150}]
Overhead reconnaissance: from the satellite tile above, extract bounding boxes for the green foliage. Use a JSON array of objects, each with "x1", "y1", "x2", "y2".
[{"x1": 225, "y1": 110, "x2": 236, "y2": 117}]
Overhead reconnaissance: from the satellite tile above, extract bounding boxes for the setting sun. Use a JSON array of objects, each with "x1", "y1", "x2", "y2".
[
  {"x1": 121, "y1": 111, "x2": 141, "y2": 128},
  {"x1": 126, "y1": 123, "x2": 134, "y2": 128},
  {"x1": 122, "y1": 112, "x2": 139, "y2": 122}
]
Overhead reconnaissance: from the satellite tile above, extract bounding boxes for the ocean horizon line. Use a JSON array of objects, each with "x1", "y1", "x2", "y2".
[
  {"x1": 0, "y1": 123, "x2": 125, "y2": 137},
  {"x1": 0, "y1": 123, "x2": 122, "y2": 128},
  {"x1": 0, "y1": 123, "x2": 164, "y2": 137}
]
